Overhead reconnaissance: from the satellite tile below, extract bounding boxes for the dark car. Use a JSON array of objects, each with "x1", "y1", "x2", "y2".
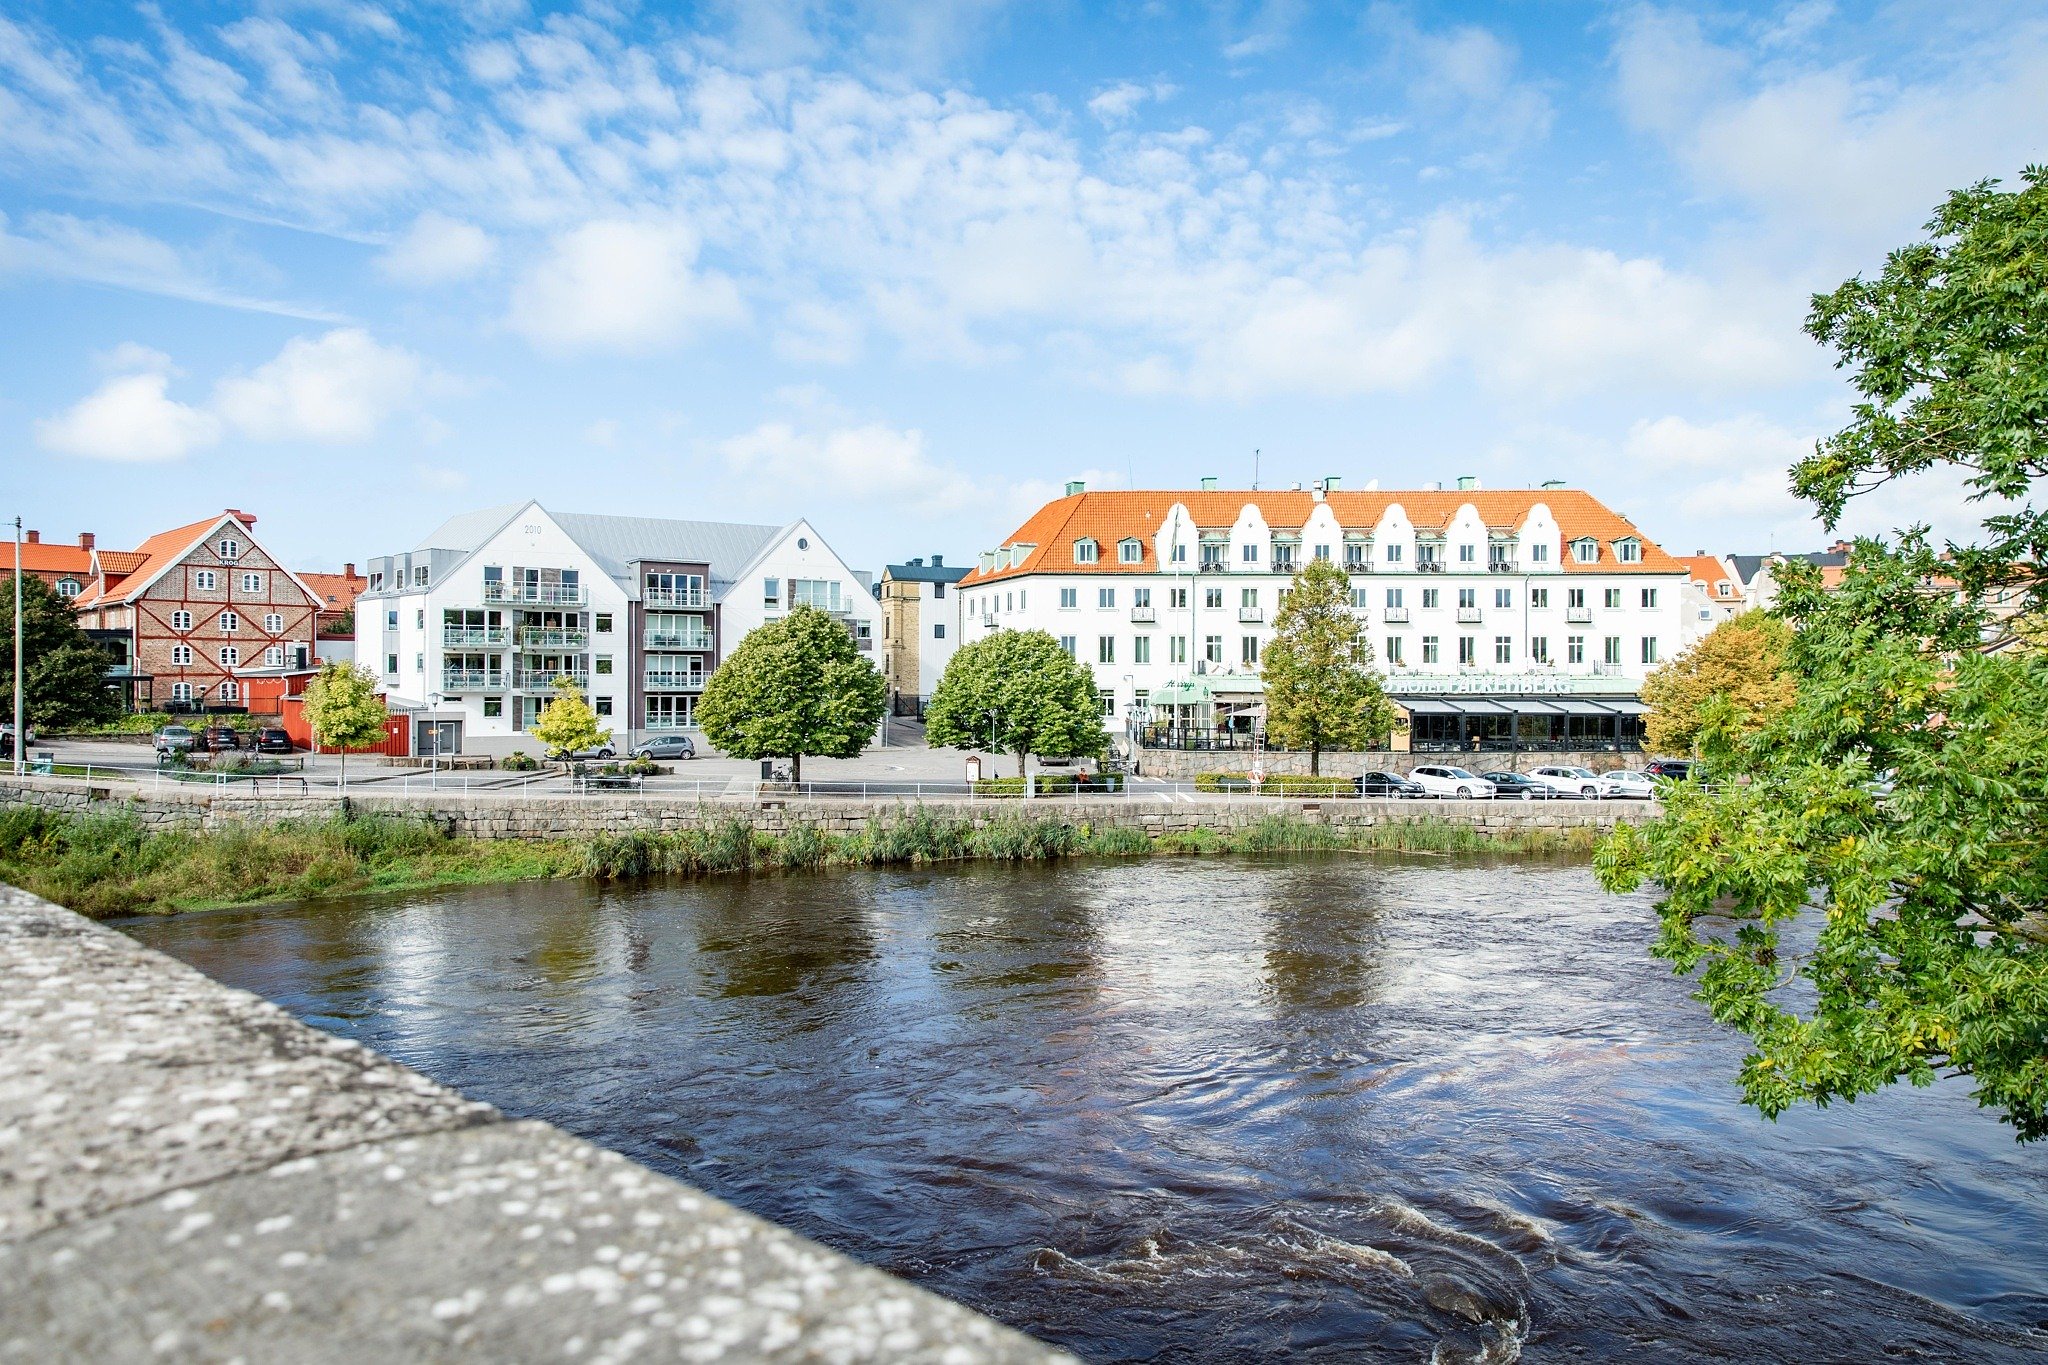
[
  {"x1": 1643, "y1": 758, "x2": 1696, "y2": 781},
  {"x1": 254, "y1": 727, "x2": 294, "y2": 754},
  {"x1": 1481, "y1": 770, "x2": 1554, "y2": 801},
  {"x1": 631, "y1": 734, "x2": 696, "y2": 760},
  {"x1": 1357, "y1": 769, "x2": 1430, "y2": 798}
]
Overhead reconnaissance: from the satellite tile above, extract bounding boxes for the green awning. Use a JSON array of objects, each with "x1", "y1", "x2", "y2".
[{"x1": 1151, "y1": 681, "x2": 1213, "y2": 706}]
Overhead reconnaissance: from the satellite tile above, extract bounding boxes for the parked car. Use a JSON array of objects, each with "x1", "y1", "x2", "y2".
[
  {"x1": 631, "y1": 735, "x2": 696, "y2": 760},
  {"x1": 0, "y1": 723, "x2": 32, "y2": 758},
  {"x1": 1643, "y1": 758, "x2": 1696, "y2": 781},
  {"x1": 547, "y1": 742, "x2": 618, "y2": 761},
  {"x1": 1357, "y1": 769, "x2": 1431, "y2": 798},
  {"x1": 1408, "y1": 765, "x2": 1496, "y2": 799},
  {"x1": 1481, "y1": 771, "x2": 1554, "y2": 801},
  {"x1": 153, "y1": 724, "x2": 197, "y2": 757},
  {"x1": 197, "y1": 725, "x2": 242, "y2": 752},
  {"x1": 254, "y1": 727, "x2": 295, "y2": 754},
  {"x1": 1526, "y1": 765, "x2": 1602, "y2": 799},
  {"x1": 1597, "y1": 769, "x2": 1657, "y2": 800}
]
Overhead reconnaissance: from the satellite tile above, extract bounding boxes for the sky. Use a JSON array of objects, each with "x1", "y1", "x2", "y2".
[{"x1": 2, "y1": 0, "x2": 2044, "y2": 576}]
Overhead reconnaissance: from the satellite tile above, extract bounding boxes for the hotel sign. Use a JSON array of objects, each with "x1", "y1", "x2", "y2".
[{"x1": 1389, "y1": 670, "x2": 1639, "y2": 697}]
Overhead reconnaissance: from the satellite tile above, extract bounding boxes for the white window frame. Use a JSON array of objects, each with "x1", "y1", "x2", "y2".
[
  {"x1": 171, "y1": 610, "x2": 193, "y2": 631},
  {"x1": 219, "y1": 611, "x2": 239, "y2": 632}
]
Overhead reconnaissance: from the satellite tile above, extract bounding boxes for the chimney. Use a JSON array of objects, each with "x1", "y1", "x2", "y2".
[
  {"x1": 931, "y1": 555, "x2": 943, "y2": 567},
  {"x1": 1064, "y1": 480, "x2": 1086, "y2": 497},
  {"x1": 1456, "y1": 475, "x2": 1479, "y2": 491},
  {"x1": 1310, "y1": 481, "x2": 1325, "y2": 502},
  {"x1": 228, "y1": 508, "x2": 257, "y2": 526},
  {"x1": 1324, "y1": 476, "x2": 1341, "y2": 491},
  {"x1": 910, "y1": 557, "x2": 924, "y2": 567},
  {"x1": 1830, "y1": 540, "x2": 1852, "y2": 555},
  {"x1": 80, "y1": 532, "x2": 95, "y2": 551},
  {"x1": 343, "y1": 562, "x2": 355, "y2": 578},
  {"x1": 25, "y1": 530, "x2": 39, "y2": 544},
  {"x1": 1199, "y1": 476, "x2": 1218, "y2": 492}
]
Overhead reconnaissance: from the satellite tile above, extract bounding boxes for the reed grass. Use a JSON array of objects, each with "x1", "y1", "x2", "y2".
[{"x1": 0, "y1": 802, "x2": 1599, "y2": 917}]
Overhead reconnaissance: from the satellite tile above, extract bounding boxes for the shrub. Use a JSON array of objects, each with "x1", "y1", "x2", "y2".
[
  {"x1": 1084, "y1": 824, "x2": 1153, "y2": 856},
  {"x1": 502, "y1": 751, "x2": 540, "y2": 771},
  {"x1": 972, "y1": 772, "x2": 1125, "y2": 797}
]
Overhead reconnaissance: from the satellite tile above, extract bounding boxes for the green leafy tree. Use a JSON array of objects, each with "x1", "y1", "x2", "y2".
[
  {"x1": 529, "y1": 675, "x2": 609, "y2": 759},
  {"x1": 0, "y1": 572, "x2": 118, "y2": 730},
  {"x1": 697, "y1": 605, "x2": 886, "y2": 782},
  {"x1": 302, "y1": 661, "x2": 388, "y2": 791},
  {"x1": 1639, "y1": 613, "x2": 1797, "y2": 759},
  {"x1": 1260, "y1": 557, "x2": 1399, "y2": 774},
  {"x1": 1598, "y1": 170, "x2": 2048, "y2": 1140},
  {"x1": 924, "y1": 629, "x2": 1105, "y2": 778}
]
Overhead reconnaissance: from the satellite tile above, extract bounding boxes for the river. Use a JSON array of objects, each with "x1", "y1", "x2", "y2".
[{"x1": 122, "y1": 857, "x2": 2048, "y2": 1362}]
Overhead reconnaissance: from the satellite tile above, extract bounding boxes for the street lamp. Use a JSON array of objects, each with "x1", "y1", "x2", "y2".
[
  {"x1": 986, "y1": 706, "x2": 1002, "y2": 778},
  {"x1": 428, "y1": 691, "x2": 442, "y2": 789},
  {"x1": 11, "y1": 517, "x2": 22, "y2": 777}
]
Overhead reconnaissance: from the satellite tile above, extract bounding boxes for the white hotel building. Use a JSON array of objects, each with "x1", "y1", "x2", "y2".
[{"x1": 958, "y1": 479, "x2": 1688, "y2": 755}]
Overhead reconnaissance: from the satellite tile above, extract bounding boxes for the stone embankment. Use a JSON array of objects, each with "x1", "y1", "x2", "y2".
[
  {"x1": 0, "y1": 775, "x2": 1648, "y2": 841},
  {"x1": 1132, "y1": 747, "x2": 1647, "y2": 780},
  {"x1": 0, "y1": 883, "x2": 1065, "y2": 1362}
]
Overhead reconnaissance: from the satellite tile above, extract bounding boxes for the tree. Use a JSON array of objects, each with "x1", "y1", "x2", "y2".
[
  {"x1": 925, "y1": 629, "x2": 1105, "y2": 778},
  {"x1": 0, "y1": 572, "x2": 118, "y2": 729},
  {"x1": 1259, "y1": 558, "x2": 1399, "y2": 775},
  {"x1": 1639, "y1": 613, "x2": 1797, "y2": 758},
  {"x1": 529, "y1": 675, "x2": 609, "y2": 759},
  {"x1": 301, "y1": 661, "x2": 388, "y2": 792},
  {"x1": 696, "y1": 605, "x2": 886, "y2": 783},
  {"x1": 1597, "y1": 171, "x2": 2048, "y2": 1140}
]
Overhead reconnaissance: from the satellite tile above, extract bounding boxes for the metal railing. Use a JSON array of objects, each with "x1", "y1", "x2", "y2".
[
  {"x1": 441, "y1": 668, "x2": 506, "y2": 691},
  {"x1": 643, "y1": 588, "x2": 708, "y2": 609},
  {"x1": 1488, "y1": 561, "x2": 1519, "y2": 573},
  {"x1": 1130, "y1": 606, "x2": 1156, "y2": 623},
  {"x1": 1456, "y1": 607, "x2": 1484, "y2": 623},
  {"x1": 516, "y1": 627, "x2": 589, "y2": 649},
  {"x1": 644, "y1": 672, "x2": 706, "y2": 691},
  {"x1": 1238, "y1": 607, "x2": 1264, "y2": 623},
  {"x1": 1565, "y1": 607, "x2": 1593, "y2": 623},
  {"x1": 1382, "y1": 606, "x2": 1409, "y2": 623},
  {"x1": 484, "y1": 582, "x2": 588, "y2": 605},
  {"x1": 644, "y1": 631, "x2": 713, "y2": 650},
  {"x1": 1416, "y1": 561, "x2": 1446, "y2": 574},
  {"x1": 443, "y1": 626, "x2": 508, "y2": 647},
  {"x1": 512, "y1": 668, "x2": 590, "y2": 690},
  {"x1": 1269, "y1": 558, "x2": 1298, "y2": 574}
]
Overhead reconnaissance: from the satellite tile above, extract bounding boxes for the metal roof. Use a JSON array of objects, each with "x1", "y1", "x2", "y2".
[
  {"x1": 415, "y1": 503, "x2": 529, "y2": 553},
  {"x1": 885, "y1": 560, "x2": 970, "y2": 585},
  {"x1": 551, "y1": 512, "x2": 781, "y2": 592}
]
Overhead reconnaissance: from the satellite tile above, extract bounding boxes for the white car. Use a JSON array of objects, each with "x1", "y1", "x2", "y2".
[
  {"x1": 1527, "y1": 765, "x2": 1602, "y2": 799},
  {"x1": 1408, "y1": 765, "x2": 1496, "y2": 800},
  {"x1": 1597, "y1": 769, "x2": 1657, "y2": 800}
]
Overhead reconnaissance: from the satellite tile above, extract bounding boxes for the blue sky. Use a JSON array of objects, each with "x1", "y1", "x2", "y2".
[{"x1": 2, "y1": 0, "x2": 2043, "y2": 574}]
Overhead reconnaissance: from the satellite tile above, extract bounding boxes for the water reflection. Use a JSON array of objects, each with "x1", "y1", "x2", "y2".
[{"x1": 126, "y1": 859, "x2": 2048, "y2": 1363}]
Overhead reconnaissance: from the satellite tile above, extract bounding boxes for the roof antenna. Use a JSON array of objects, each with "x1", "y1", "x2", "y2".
[{"x1": 1253, "y1": 448, "x2": 1260, "y2": 491}]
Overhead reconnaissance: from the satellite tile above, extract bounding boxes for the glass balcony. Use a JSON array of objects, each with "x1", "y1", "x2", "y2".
[
  {"x1": 441, "y1": 668, "x2": 506, "y2": 691},
  {"x1": 1456, "y1": 607, "x2": 1484, "y2": 623},
  {"x1": 512, "y1": 667, "x2": 590, "y2": 690},
  {"x1": 443, "y1": 626, "x2": 508, "y2": 648},
  {"x1": 644, "y1": 671, "x2": 705, "y2": 691},
  {"x1": 643, "y1": 587, "x2": 708, "y2": 609},
  {"x1": 1566, "y1": 607, "x2": 1593, "y2": 623},
  {"x1": 1130, "y1": 606, "x2": 1156, "y2": 623},
  {"x1": 1238, "y1": 606, "x2": 1264, "y2": 623},
  {"x1": 485, "y1": 582, "x2": 587, "y2": 606},
  {"x1": 516, "y1": 627, "x2": 589, "y2": 649},
  {"x1": 644, "y1": 630, "x2": 713, "y2": 650}
]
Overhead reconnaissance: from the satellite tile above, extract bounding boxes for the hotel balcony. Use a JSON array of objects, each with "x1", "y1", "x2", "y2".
[
  {"x1": 1130, "y1": 606, "x2": 1156, "y2": 623},
  {"x1": 1415, "y1": 561, "x2": 1446, "y2": 574},
  {"x1": 516, "y1": 627, "x2": 589, "y2": 649},
  {"x1": 644, "y1": 630, "x2": 713, "y2": 650},
  {"x1": 1269, "y1": 558, "x2": 1298, "y2": 574},
  {"x1": 643, "y1": 588, "x2": 708, "y2": 609},
  {"x1": 1566, "y1": 606, "x2": 1593, "y2": 624},
  {"x1": 1238, "y1": 606, "x2": 1264, "y2": 624},
  {"x1": 512, "y1": 667, "x2": 590, "y2": 691},
  {"x1": 484, "y1": 582, "x2": 588, "y2": 606},
  {"x1": 981, "y1": 613, "x2": 998, "y2": 628},
  {"x1": 644, "y1": 671, "x2": 706, "y2": 691},
  {"x1": 1382, "y1": 606, "x2": 1409, "y2": 623},
  {"x1": 441, "y1": 668, "x2": 506, "y2": 692},
  {"x1": 443, "y1": 626, "x2": 508, "y2": 648},
  {"x1": 1488, "y1": 560, "x2": 1519, "y2": 574},
  {"x1": 1456, "y1": 607, "x2": 1484, "y2": 623}
]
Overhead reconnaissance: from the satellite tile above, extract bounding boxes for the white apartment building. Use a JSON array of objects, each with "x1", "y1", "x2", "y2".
[
  {"x1": 356, "y1": 502, "x2": 880, "y2": 755},
  {"x1": 959, "y1": 479, "x2": 1688, "y2": 754}
]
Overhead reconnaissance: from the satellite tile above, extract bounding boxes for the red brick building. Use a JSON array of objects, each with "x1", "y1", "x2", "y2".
[
  {"x1": 1, "y1": 530, "x2": 98, "y2": 601},
  {"x1": 73, "y1": 511, "x2": 324, "y2": 712}
]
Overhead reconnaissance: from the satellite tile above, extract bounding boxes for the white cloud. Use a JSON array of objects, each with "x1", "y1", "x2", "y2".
[
  {"x1": 34, "y1": 369, "x2": 222, "y2": 462},
  {"x1": 0, "y1": 211, "x2": 344, "y2": 320},
  {"x1": 376, "y1": 212, "x2": 495, "y2": 285},
  {"x1": 1087, "y1": 81, "x2": 1173, "y2": 126},
  {"x1": 582, "y1": 417, "x2": 620, "y2": 445},
  {"x1": 507, "y1": 219, "x2": 745, "y2": 354},
  {"x1": 1369, "y1": 7, "x2": 1554, "y2": 160},
  {"x1": 211, "y1": 328, "x2": 431, "y2": 442}
]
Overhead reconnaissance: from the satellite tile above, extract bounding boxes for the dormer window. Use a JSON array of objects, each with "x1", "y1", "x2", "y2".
[
  {"x1": 1614, "y1": 538, "x2": 1642, "y2": 564},
  {"x1": 1572, "y1": 538, "x2": 1600, "y2": 564},
  {"x1": 1118, "y1": 538, "x2": 1144, "y2": 564},
  {"x1": 1073, "y1": 538, "x2": 1100, "y2": 565},
  {"x1": 1717, "y1": 582, "x2": 1732, "y2": 597},
  {"x1": 219, "y1": 538, "x2": 240, "y2": 560},
  {"x1": 56, "y1": 577, "x2": 80, "y2": 598}
]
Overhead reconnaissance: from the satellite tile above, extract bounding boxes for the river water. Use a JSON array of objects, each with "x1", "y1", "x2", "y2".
[{"x1": 124, "y1": 858, "x2": 2048, "y2": 1362}]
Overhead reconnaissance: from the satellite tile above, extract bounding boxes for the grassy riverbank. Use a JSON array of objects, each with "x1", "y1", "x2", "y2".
[{"x1": 0, "y1": 804, "x2": 1601, "y2": 917}]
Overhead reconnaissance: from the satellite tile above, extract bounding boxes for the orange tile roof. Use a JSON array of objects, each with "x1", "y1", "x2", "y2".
[
  {"x1": 962, "y1": 487, "x2": 1685, "y2": 585},
  {"x1": 82, "y1": 513, "x2": 238, "y2": 608},
  {"x1": 94, "y1": 550, "x2": 148, "y2": 574},
  {"x1": 5, "y1": 542, "x2": 94, "y2": 577},
  {"x1": 1676, "y1": 554, "x2": 1739, "y2": 591},
  {"x1": 300, "y1": 570, "x2": 366, "y2": 610}
]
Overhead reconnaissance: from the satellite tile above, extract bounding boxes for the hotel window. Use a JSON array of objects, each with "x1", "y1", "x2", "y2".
[
  {"x1": 218, "y1": 538, "x2": 240, "y2": 560},
  {"x1": 1530, "y1": 543, "x2": 1550, "y2": 563},
  {"x1": 1241, "y1": 543, "x2": 1258, "y2": 564},
  {"x1": 1642, "y1": 637, "x2": 1660, "y2": 664},
  {"x1": 483, "y1": 698, "x2": 503, "y2": 718},
  {"x1": 764, "y1": 577, "x2": 780, "y2": 604},
  {"x1": 264, "y1": 646, "x2": 283, "y2": 667},
  {"x1": 1422, "y1": 588, "x2": 1440, "y2": 609},
  {"x1": 263, "y1": 612, "x2": 283, "y2": 633},
  {"x1": 1006, "y1": 592, "x2": 1015, "y2": 611},
  {"x1": 1134, "y1": 637, "x2": 1151, "y2": 664},
  {"x1": 1170, "y1": 636, "x2": 1187, "y2": 663},
  {"x1": 171, "y1": 682, "x2": 193, "y2": 702},
  {"x1": 1272, "y1": 542, "x2": 1296, "y2": 569},
  {"x1": 413, "y1": 566, "x2": 428, "y2": 586},
  {"x1": 1495, "y1": 588, "x2": 1511, "y2": 608},
  {"x1": 1458, "y1": 588, "x2": 1476, "y2": 609},
  {"x1": 595, "y1": 655, "x2": 613, "y2": 675},
  {"x1": 416, "y1": 610, "x2": 425, "y2": 628},
  {"x1": 1098, "y1": 636, "x2": 1115, "y2": 663},
  {"x1": 1385, "y1": 636, "x2": 1404, "y2": 665},
  {"x1": 1344, "y1": 542, "x2": 1366, "y2": 568},
  {"x1": 1119, "y1": 539, "x2": 1143, "y2": 564},
  {"x1": 385, "y1": 653, "x2": 399, "y2": 674},
  {"x1": 172, "y1": 610, "x2": 193, "y2": 631},
  {"x1": 1605, "y1": 588, "x2": 1622, "y2": 609},
  {"x1": 1099, "y1": 587, "x2": 1116, "y2": 608},
  {"x1": 1205, "y1": 587, "x2": 1223, "y2": 608},
  {"x1": 1200, "y1": 542, "x2": 1226, "y2": 569},
  {"x1": 934, "y1": 623, "x2": 946, "y2": 639},
  {"x1": 1531, "y1": 587, "x2": 1548, "y2": 608},
  {"x1": 1205, "y1": 635, "x2": 1223, "y2": 664},
  {"x1": 219, "y1": 611, "x2": 239, "y2": 632},
  {"x1": 171, "y1": 644, "x2": 193, "y2": 666},
  {"x1": 1134, "y1": 587, "x2": 1152, "y2": 607},
  {"x1": 385, "y1": 609, "x2": 398, "y2": 628},
  {"x1": 1416, "y1": 544, "x2": 1440, "y2": 568},
  {"x1": 1241, "y1": 587, "x2": 1258, "y2": 609},
  {"x1": 1567, "y1": 635, "x2": 1585, "y2": 664},
  {"x1": 240, "y1": 572, "x2": 262, "y2": 592},
  {"x1": 1350, "y1": 587, "x2": 1370, "y2": 609},
  {"x1": 1573, "y1": 539, "x2": 1599, "y2": 564},
  {"x1": 1060, "y1": 587, "x2": 1078, "y2": 608},
  {"x1": 1386, "y1": 587, "x2": 1404, "y2": 608},
  {"x1": 595, "y1": 697, "x2": 613, "y2": 717},
  {"x1": 1059, "y1": 635, "x2": 1077, "y2": 657},
  {"x1": 1641, "y1": 588, "x2": 1659, "y2": 608},
  {"x1": 1459, "y1": 544, "x2": 1476, "y2": 563},
  {"x1": 1169, "y1": 587, "x2": 1188, "y2": 609},
  {"x1": 56, "y1": 577, "x2": 81, "y2": 598},
  {"x1": 1099, "y1": 690, "x2": 1117, "y2": 719},
  {"x1": 218, "y1": 681, "x2": 238, "y2": 702},
  {"x1": 1495, "y1": 636, "x2": 1512, "y2": 664},
  {"x1": 369, "y1": 573, "x2": 383, "y2": 590},
  {"x1": 1386, "y1": 544, "x2": 1404, "y2": 564},
  {"x1": 1171, "y1": 543, "x2": 1187, "y2": 563},
  {"x1": 1313, "y1": 544, "x2": 1330, "y2": 561},
  {"x1": 1074, "y1": 539, "x2": 1099, "y2": 564},
  {"x1": 415, "y1": 653, "x2": 424, "y2": 673},
  {"x1": 1278, "y1": 589, "x2": 1292, "y2": 609},
  {"x1": 1421, "y1": 636, "x2": 1439, "y2": 664},
  {"x1": 596, "y1": 613, "x2": 612, "y2": 632},
  {"x1": 1616, "y1": 539, "x2": 1642, "y2": 564},
  {"x1": 1530, "y1": 636, "x2": 1549, "y2": 664},
  {"x1": 1604, "y1": 636, "x2": 1623, "y2": 665},
  {"x1": 218, "y1": 646, "x2": 239, "y2": 667},
  {"x1": 1567, "y1": 589, "x2": 1585, "y2": 609},
  {"x1": 1458, "y1": 636, "x2": 1476, "y2": 665},
  {"x1": 1241, "y1": 635, "x2": 1259, "y2": 665},
  {"x1": 195, "y1": 570, "x2": 217, "y2": 590}
]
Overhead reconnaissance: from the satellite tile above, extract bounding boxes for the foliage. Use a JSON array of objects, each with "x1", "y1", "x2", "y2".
[
  {"x1": 530, "y1": 675, "x2": 610, "y2": 757},
  {"x1": 301, "y1": 661, "x2": 387, "y2": 791},
  {"x1": 502, "y1": 750, "x2": 540, "y2": 771},
  {"x1": 696, "y1": 605, "x2": 887, "y2": 783},
  {"x1": 971, "y1": 773, "x2": 1125, "y2": 797},
  {"x1": 1601, "y1": 170, "x2": 2048, "y2": 1140},
  {"x1": 0, "y1": 572, "x2": 118, "y2": 729},
  {"x1": 924, "y1": 629, "x2": 1105, "y2": 776},
  {"x1": 1640, "y1": 614, "x2": 1797, "y2": 758},
  {"x1": 60, "y1": 711, "x2": 175, "y2": 736},
  {"x1": 1190, "y1": 772, "x2": 1354, "y2": 795},
  {"x1": 1259, "y1": 558, "x2": 1401, "y2": 774}
]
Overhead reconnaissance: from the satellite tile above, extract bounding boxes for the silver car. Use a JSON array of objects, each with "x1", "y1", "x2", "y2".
[{"x1": 631, "y1": 735, "x2": 696, "y2": 760}]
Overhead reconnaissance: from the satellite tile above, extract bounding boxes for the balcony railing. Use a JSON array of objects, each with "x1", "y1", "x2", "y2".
[
  {"x1": 1488, "y1": 560, "x2": 1519, "y2": 574},
  {"x1": 1382, "y1": 606, "x2": 1409, "y2": 623},
  {"x1": 643, "y1": 588, "x2": 708, "y2": 609},
  {"x1": 443, "y1": 626, "x2": 508, "y2": 648},
  {"x1": 1130, "y1": 606, "x2": 1156, "y2": 623},
  {"x1": 484, "y1": 582, "x2": 587, "y2": 606},
  {"x1": 1415, "y1": 561, "x2": 1446, "y2": 574},
  {"x1": 441, "y1": 668, "x2": 506, "y2": 692},
  {"x1": 644, "y1": 630, "x2": 713, "y2": 650},
  {"x1": 643, "y1": 714, "x2": 693, "y2": 731},
  {"x1": 1456, "y1": 607, "x2": 1484, "y2": 623},
  {"x1": 516, "y1": 627, "x2": 589, "y2": 649},
  {"x1": 1270, "y1": 558, "x2": 1298, "y2": 574},
  {"x1": 1344, "y1": 559, "x2": 1373, "y2": 574},
  {"x1": 1238, "y1": 607, "x2": 1265, "y2": 624},
  {"x1": 1566, "y1": 606, "x2": 1593, "y2": 623},
  {"x1": 981, "y1": 614, "x2": 998, "y2": 628},
  {"x1": 645, "y1": 671, "x2": 706, "y2": 691},
  {"x1": 512, "y1": 668, "x2": 590, "y2": 690}
]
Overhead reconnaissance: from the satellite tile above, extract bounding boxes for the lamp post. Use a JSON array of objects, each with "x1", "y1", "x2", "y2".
[
  {"x1": 986, "y1": 706, "x2": 1002, "y2": 779},
  {"x1": 11, "y1": 517, "x2": 22, "y2": 777},
  {"x1": 428, "y1": 691, "x2": 442, "y2": 790}
]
